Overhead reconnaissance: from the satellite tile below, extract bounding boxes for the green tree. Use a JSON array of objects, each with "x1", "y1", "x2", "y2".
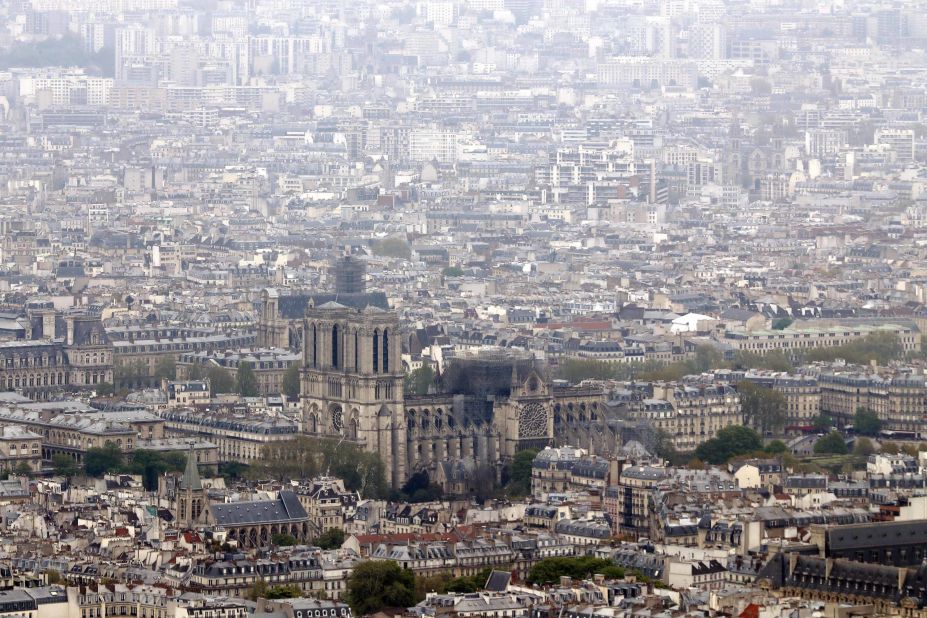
[
  {"x1": 527, "y1": 557, "x2": 623, "y2": 585},
  {"x1": 814, "y1": 431, "x2": 848, "y2": 455},
  {"x1": 248, "y1": 579, "x2": 269, "y2": 601},
  {"x1": 346, "y1": 561, "x2": 416, "y2": 615},
  {"x1": 853, "y1": 437, "x2": 875, "y2": 456},
  {"x1": 804, "y1": 332, "x2": 902, "y2": 366},
  {"x1": 95, "y1": 382, "x2": 115, "y2": 396},
  {"x1": 45, "y1": 569, "x2": 62, "y2": 585},
  {"x1": 282, "y1": 364, "x2": 301, "y2": 400},
  {"x1": 186, "y1": 363, "x2": 205, "y2": 381},
  {"x1": 853, "y1": 407, "x2": 882, "y2": 437},
  {"x1": 372, "y1": 237, "x2": 412, "y2": 259},
  {"x1": 236, "y1": 362, "x2": 260, "y2": 397},
  {"x1": 124, "y1": 449, "x2": 186, "y2": 491},
  {"x1": 207, "y1": 365, "x2": 235, "y2": 395},
  {"x1": 764, "y1": 439, "x2": 788, "y2": 454},
  {"x1": 13, "y1": 462, "x2": 32, "y2": 477},
  {"x1": 505, "y1": 449, "x2": 538, "y2": 496},
  {"x1": 738, "y1": 381, "x2": 787, "y2": 435},
  {"x1": 811, "y1": 414, "x2": 834, "y2": 431},
  {"x1": 153, "y1": 356, "x2": 176, "y2": 381},
  {"x1": 693, "y1": 344, "x2": 724, "y2": 372},
  {"x1": 404, "y1": 365, "x2": 435, "y2": 396},
  {"x1": 694, "y1": 426, "x2": 763, "y2": 464},
  {"x1": 266, "y1": 584, "x2": 303, "y2": 599},
  {"x1": 52, "y1": 453, "x2": 80, "y2": 479},
  {"x1": 442, "y1": 266, "x2": 464, "y2": 277},
  {"x1": 218, "y1": 461, "x2": 249, "y2": 480},
  {"x1": 772, "y1": 317, "x2": 794, "y2": 330},
  {"x1": 272, "y1": 533, "x2": 297, "y2": 546},
  {"x1": 315, "y1": 528, "x2": 346, "y2": 550},
  {"x1": 84, "y1": 443, "x2": 124, "y2": 477}
]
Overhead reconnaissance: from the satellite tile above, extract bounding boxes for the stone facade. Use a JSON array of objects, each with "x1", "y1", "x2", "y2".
[{"x1": 258, "y1": 289, "x2": 609, "y2": 490}]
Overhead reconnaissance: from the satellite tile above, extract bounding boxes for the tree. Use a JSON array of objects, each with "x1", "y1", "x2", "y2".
[
  {"x1": 153, "y1": 356, "x2": 176, "y2": 381},
  {"x1": 853, "y1": 407, "x2": 882, "y2": 437},
  {"x1": 95, "y1": 383, "x2": 115, "y2": 396},
  {"x1": 694, "y1": 426, "x2": 763, "y2": 464},
  {"x1": 315, "y1": 528, "x2": 346, "y2": 550},
  {"x1": 738, "y1": 381, "x2": 787, "y2": 435},
  {"x1": 772, "y1": 317, "x2": 794, "y2": 330},
  {"x1": 528, "y1": 557, "x2": 623, "y2": 585},
  {"x1": 505, "y1": 449, "x2": 538, "y2": 496},
  {"x1": 272, "y1": 533, "x2": 297, "y2": 546},
  {"x1": 219, "y1": 461, "x2": 249, "y2": 480},
  {"x1": 266, "y1": 585, "x2": 303, "y2": 599},
  {"x1": 693, "y1": 345, "x2": 724, "y2": 372},
  {"x1": 442, "y1": 266, "x2": 464, "y2": 277},
  {"x1": 282, "y1": 364, "x2": 301, "y2": 400},
  {"x1": 372, "y1": 237, "x2": 412, "y2": 259},
  {"x1": 84, "y1": 443, "x2": 124, "y2": 477},
  {"x1": 52, "y1": 454, "x2": 80, "y2": 479},
  {"x1": 764, "y1": 440, "x2": 788, "y2": 454},
  {"x1": 248, "y1": 579, "x2": 269, "y2": 601},
  {"x1": 236, "y1": 362, "x2": 259, "y2": 397},
  {"x1": 811, "y1": 414, "x2": 834, "y2": 432},
  {"x1": 13, "y1": 462, "x2": 32, "y2": 477},
  {"x1": 814, "y1": 431, "x2": 848, "y2": 455},
  {"x1": 804, "y1": 332, "x2": 902, "y2": 366},
  {"x1": 207, "y1": 365, "x2": 235, "y2": 396},
  {"x1": 401, "y1": 471, "x2": 443, "y2": 502},
  {"x1": 124, "y1": 450, "x2": 186, "y2": 491},
  {"x1": 250, "y1": 436, "x2": 389, "y2": 498},
  {"x1": 404, "y1": 365, "x2": 435, "y2": 396},
  {"x1": 45, "y1": 569, "x2": 62, "y2": 585},
  {"x1": 187, "y1": 363, "x2": 204, "y2": 381},
  {"x1": 853, "y1": 437, "x2": 875, "y2": 456},
  {"x1": 345, "y1": 560, "x2": 416, "y2": 615}
]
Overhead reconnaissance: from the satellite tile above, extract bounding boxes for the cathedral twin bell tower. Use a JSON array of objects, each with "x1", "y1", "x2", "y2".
[{"x1": 300, "y1": 257, "x2": 407, "y2": 486}]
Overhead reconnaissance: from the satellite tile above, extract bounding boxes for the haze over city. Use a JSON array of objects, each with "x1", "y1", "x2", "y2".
[{"x1": 0, "y1": 0, "x2": 925, "y2": 616}]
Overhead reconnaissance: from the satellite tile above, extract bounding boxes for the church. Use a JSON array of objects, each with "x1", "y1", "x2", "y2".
[
  {"x1": 255, "y1": 259, "x2": 608, "y2": 491},
  {"x1": 171, "y1": 445, "x2": 312, "y2": 546}
]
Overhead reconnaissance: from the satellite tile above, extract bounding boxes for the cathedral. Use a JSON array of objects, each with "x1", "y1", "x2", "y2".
[{"x1": 255, "y1": 260, "x2": 608, "y2": 491}]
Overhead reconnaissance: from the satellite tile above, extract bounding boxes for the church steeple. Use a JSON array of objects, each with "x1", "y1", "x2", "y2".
[
  {"x1": 177, "y1": 442, "x2": 205, "y2": 528},
  {"x1": 181, "y1": 442, "x2": 202, "y2": 491}
]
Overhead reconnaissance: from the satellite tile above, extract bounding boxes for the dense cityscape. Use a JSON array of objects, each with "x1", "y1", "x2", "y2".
[{"x1": 1, "y1": 0, "x2": 927, "y2": 617}]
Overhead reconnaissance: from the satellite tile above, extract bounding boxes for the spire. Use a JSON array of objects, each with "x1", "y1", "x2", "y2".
[{"x1": 181, "y1": 442, "x2": 202, "y2": 491}]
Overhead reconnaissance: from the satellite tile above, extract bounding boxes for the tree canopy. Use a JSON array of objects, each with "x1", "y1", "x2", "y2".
[
  {"x1": 315, "y1": 528, "x2": 346, "y2": 550},
  {"x1": 694, "y1": 426, "x2": 763, "y2": 464},
  {"x1": 282, "y1": 364, "x2": 301, "y2": 400},
  {"x1": 372, "y1": 237, "x2": 412, "y2": 259},
  {"x1": 345, "y1": 560, "x2": 416, "y2": 615},
  {"x1": 738, "y1": 381, "x2": 787, "y2": 435},
  {"x1": 52, "y1": 454, "x2": 80, "y2": 479},
  {"x1": 251, "y1": 436, "x2": 389, "y2": 498},
  {"x1": 505, "y1": 449, "x2": 538, "y2": 496},
  {"x1": 404, "y1": 365, "x2": 435, "y2": 396},
  {"x1": 803, "y1": 332, "x2": 902, "y2": 366},
  {"x1": 84, "y1": 443, "x2": 124, "y2": 477},
  {"x1": 814, "y1": 431, "x2": 849, "y2": 455},
  {"x1": 528, "y1": 557, "x2": 624, "y2": 585},
  {"x1": 236, "y1": 362, "x2": 259, "y2": 397},
  {"x1": 853, "y1": 407, "x2": 882, "y2": 437},
  {"x1": 207, "y1": 365, "x2": 235, "y2": 395}
]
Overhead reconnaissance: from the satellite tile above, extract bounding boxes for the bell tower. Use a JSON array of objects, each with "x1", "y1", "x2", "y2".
[{"x1": 301, "y1": 301, "x2": 407, "y2": 487}]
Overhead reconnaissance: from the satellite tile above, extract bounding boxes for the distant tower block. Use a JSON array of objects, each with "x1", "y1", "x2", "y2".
[{"x1": 333, "y1": 256, "x2": 366, "y2": 295}]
